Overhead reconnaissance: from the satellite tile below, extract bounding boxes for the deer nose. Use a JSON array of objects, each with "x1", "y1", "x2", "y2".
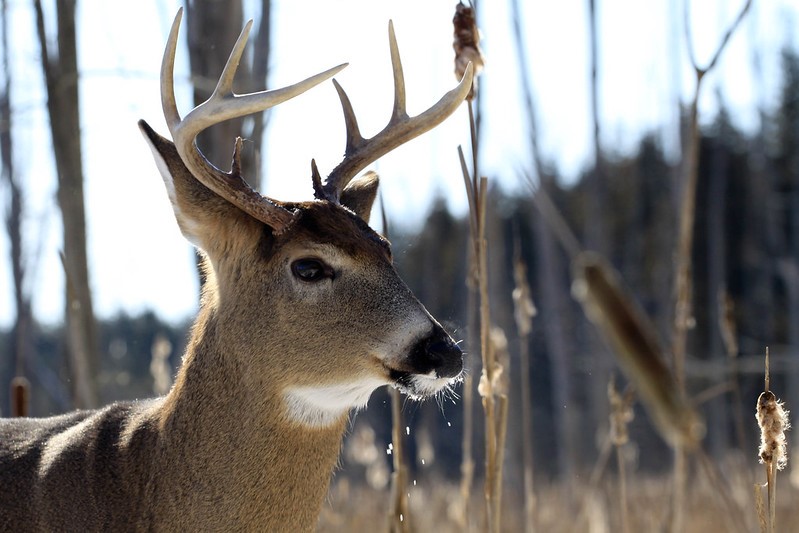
[
  {"x1": 410, "y1": 327, "x2": 463, "y2": 379},
  {"x1": 427, "y1": 338, "x2": 463, "y2": 378}
]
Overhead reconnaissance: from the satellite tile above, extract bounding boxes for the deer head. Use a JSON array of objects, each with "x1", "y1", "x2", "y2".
[{"x1": 138, "y1": 9, "x2": 472, "y2": 428}]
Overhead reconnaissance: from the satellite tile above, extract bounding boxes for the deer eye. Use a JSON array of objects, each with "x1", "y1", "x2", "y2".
[{"x1": 291, "y1": 258, "x2": 332, "y2": 282}]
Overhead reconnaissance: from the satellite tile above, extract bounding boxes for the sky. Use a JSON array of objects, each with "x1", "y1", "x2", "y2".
[{"x1": 0, "y1": 0, "x2": 797, "y2": 328}]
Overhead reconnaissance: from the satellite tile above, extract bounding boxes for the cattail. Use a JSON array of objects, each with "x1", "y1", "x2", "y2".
[
  {"x1": 755, "y1": 347, "x2": 790, "y2": 533},
  {"x1": 572, "y1": 252, "x2": 704, "y2": 449},
  {"x1": 453, "y1": 1, "x2": 484, "y2": 101},
  {"x1": 757, "y1": 390, "x2": 790, "y2": 471},
  {"x1": 10, "y1": 376, "x2": 30, "y2": 417}
]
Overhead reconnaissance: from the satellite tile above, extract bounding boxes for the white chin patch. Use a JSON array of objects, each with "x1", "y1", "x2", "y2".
[
  {"x1": 283, "y1": 378, "x2": 386, "y2": 428},
  {"x1": 400, "y1": 373, "x2": 459, "y2": 400}
]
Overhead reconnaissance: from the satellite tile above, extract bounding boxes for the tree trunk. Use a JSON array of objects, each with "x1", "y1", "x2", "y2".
[
  {"x1": 1, "y1": 0, "x2": 32, "y2": 416},
  {"x1": 34, "y1": 0, "x2": 98, "y2": 409},
  {"x1": 185, "y1": 0, "x2": 271, "y2": 288},
  {"x1": 185, "y1": 0, "x2": 271, "y2": 190}
]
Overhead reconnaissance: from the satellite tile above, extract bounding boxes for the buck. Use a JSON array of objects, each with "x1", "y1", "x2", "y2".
[{"x1": 0, "y1": 9, "x2": 470, "y2": 532}]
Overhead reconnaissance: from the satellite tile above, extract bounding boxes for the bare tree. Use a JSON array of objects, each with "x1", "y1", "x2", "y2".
[
  {"x1": 185, "y1": 0, "x2": 271, "y2": 189},
  {"x1": 0, "y1": 0, "x2": 32, "y2": 416},
  {"x1": 34, "y1": 0, "x2": 97, "y2": 409},
  {"x1": 184, "y1": 0, "x2": 271, "y2": 287}
]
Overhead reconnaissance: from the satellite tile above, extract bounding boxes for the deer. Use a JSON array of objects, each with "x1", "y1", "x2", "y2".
[{"x1": 0, "y1": 9, "x2": 471, "y2": 532}]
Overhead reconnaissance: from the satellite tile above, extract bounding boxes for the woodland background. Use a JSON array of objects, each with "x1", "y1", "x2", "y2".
[{"x1": 2, "y1": 0, "x2": 799, "y2": 530}]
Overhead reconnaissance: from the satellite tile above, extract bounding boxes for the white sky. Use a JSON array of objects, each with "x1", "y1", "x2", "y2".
[{"x1": 0, "y1": 0, "x2": 796, "y2": 328}]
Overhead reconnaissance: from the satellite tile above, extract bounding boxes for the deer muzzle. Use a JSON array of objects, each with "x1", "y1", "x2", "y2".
[
  {"x1": 408, "y1": 326, "x2": 463, "y2": 379},
  {"x1": 389, "y1": 325, "x2": 463, "y2": 398}
]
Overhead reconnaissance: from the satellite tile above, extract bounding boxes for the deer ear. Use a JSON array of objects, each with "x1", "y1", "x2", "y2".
[
  {"x1": 139, "y1": 120, "x2": 256, "y2": 253},
  {"x1": 340, "y1": 171, "x2": 379, "y2": 223}
]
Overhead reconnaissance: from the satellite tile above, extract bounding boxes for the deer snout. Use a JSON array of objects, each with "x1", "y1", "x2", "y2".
[{"x1": 409, "y1": 326, "x2": 463, "y2": 379}]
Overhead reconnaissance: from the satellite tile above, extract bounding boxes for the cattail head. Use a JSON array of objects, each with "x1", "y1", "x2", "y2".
[
  {"x1": 572, "y1": 252, "x2": 704, "y2": 449},
  {"x1": 478, "y1": 327, "x2": 508, "y2": 398},
  {"x1": 10, "y1": 376, "x2": 30, "y2": 417},
  {"x1": 757, "y1": 390, "x2": 790, "y2": 470},
  {"x1": 453, "y1": 2, "x2": 484, "y2": 101}
]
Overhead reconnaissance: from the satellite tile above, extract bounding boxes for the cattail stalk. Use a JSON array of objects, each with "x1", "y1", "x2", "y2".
[
  {"x1": 608, "y1": 378, "x2": 634, "y2": 533},
  {"x1": 672, "y1": 3, "x2": 752, "y2": 530},
  {"x1": 756, "y1": 348, "x2": 790, "y2": 533},
  {"x1": 718, "y1": 291, "x2": 750, "y2": 461},
  {"x1": 459, "y1": 127, "x2": 506, "y2": 533},
  {"x1": 380, "y1": 204, "x2": 410, "y2": 533},
  {"x1": 388, "y1": 387, "x2": 410, "y2": 533},
  {"x1": 454, "y1": 5, "x2": 499, "y2": 530},
  {"x1": 512, "y1": 243, "x2": 537, "y2": 533}
]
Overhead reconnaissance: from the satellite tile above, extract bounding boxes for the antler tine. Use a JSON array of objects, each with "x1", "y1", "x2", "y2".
[
  {"x1": 160, "y1": 9, "x2": 183, "y2": 132},
  {"x1": 322, "y1": 21, "x2": 474, "y2": 202},
  {"x1": 388, "y1": 21, "x2": 407, "y2": 124},
  {"x1": 160, "y1": 8, "x2": 347, "y2": 231},
  {"x1": 331, "y1": 79, "x2": 365, "y2": 158}
]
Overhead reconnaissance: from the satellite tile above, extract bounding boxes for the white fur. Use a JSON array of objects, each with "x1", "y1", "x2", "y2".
[
  {"x1": 405, "y1": 374, "x2": 459, "y2": 400},
  {"x1": 283, "y1": 378, "x2": 386, "y2": 428}
]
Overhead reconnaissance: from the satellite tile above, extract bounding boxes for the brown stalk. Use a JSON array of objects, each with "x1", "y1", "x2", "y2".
[
  {"x1": 381, "y1": 203, "x2": 410, "y2": 533},
  {"x1": 459, "y1": 98, "x2": 505, "y2": 533},
  {"x1": 512, "y1": 240, "x2": 537, "y2": 533},
  {"x1": 454, "y1": 4, "x2": 504, "y2": 529},
  {"x1": 474, "y1": 175, "x2": 498, "y2": 531},
  {"x1": 455, "y1": 73, "x2": 475, "y2": 533},
  {"x1": 608, "y1": 378, "x2": 634, "y2": 533},
  {"x1": 671, "y1": 3, "x2": 752, "y2": 530},
  {"x1": 388, "y1": 386, "x2": 410, "y2": 533},
  {"x1": 756, "y1": 348, "x2": 790, "y2": 533}
]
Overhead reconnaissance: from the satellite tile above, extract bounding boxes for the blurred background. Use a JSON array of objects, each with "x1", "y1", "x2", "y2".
[{"x1": 2, "y1": 0, "x2": 799, "y2": 530}]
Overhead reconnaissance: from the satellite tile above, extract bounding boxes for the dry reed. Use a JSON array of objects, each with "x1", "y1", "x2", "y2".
[
  {"x1": 718, "y1": 290, "x2": 750, "y2": 460},
  {"x1": 453, "y1": 5, "x2": 484, "y2": 527},
  {"x1": 672, "y1": 2, "x2": 752, "y2": 530},
  {"x1": 512, "y1": 241, "x2": 537, "y2": 533},
  {"x1": 608, "y1": 377, "x2": 634, "y2": 533},
  {"x1": 454, "y1": 4, "x2": 509, "y2": 532},
  {"x1": 380, "y1": 201, "x2": 410, "y2": 533},
  {"x1": 755, "y1": 348, "x2": 790, "y2": 533}
]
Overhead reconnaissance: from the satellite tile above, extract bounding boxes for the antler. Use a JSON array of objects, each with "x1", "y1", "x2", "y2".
[
  {"x1": 161, "y1": 8, "x2": 347, "y2": 231},
  {"x1": 318, "y1": 20, "x2": 474, "y2": 203}
]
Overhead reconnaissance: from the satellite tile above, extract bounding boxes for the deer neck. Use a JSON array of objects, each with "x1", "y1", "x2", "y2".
[{"x1": 155, "y1": 303, "x2": 349, "y2": 530}]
